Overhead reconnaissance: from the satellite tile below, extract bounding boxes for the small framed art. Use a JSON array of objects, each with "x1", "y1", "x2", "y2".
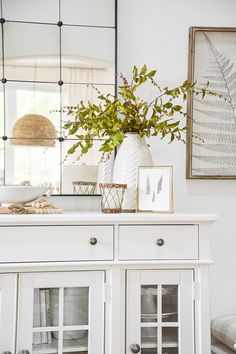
[{"x1": 137, "y1": 166, "x2": 173, "y2": 213}]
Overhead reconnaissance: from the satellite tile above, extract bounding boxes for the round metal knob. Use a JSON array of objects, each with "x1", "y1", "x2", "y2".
[
  {"x1": 19, "y1": 350, "x2": 30, "y2": 354},
  {"x1": 156, "y1": 238, "x2": 164, "y2": 246},
  {"x1": 130, "y1": 344, "x2": 141, "y2": 353},
  {"x1": 3, "y1": 351, "x2": 12, "y2": 354},
  {"x1": 90, "y1": 237, "x2": 97, "y2": 246}
]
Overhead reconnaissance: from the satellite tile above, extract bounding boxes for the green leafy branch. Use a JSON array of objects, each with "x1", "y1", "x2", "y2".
[{"x1": 63, "y1": 64, "x2": 223, "y2": 159}]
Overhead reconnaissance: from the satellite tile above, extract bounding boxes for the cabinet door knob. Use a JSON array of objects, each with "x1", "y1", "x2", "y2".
[
  {"x1": 90, "y1": 237, "x2": 98, "y2": 245},
  {"x1": 130, "y1": 344, "x2": 141, "y2": 353},
  {"x1": 19, "y1": 350, "x2": 30, "y2": 354},
  {"x1": 156, "y1": 238, "x2": 164, "y2": 246},
  {"x1": 3, "y1": 352, "x2": 12, "y2": 354}
]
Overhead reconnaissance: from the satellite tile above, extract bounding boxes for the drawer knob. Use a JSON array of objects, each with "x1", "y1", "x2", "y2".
[
  {"x1": 3, "y1": 352, "x2": 12, "y2": 354},
  {"x1": 19, "y1": 351, "x2": 30, "y2": 354},
  {"x1": 130, "y1": 344, "x2": 140, "y2": 353},
  {"x1": 156, "y1": 238, "x2": 164, "y2": 246},
  {"x1": 90, "y1": 237, "x2": 98, "y2": 246}
]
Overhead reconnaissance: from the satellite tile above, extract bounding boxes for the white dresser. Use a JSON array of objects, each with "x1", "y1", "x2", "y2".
[{"x1": 0, "y1": 212, "x2": 217, "y2": 354}]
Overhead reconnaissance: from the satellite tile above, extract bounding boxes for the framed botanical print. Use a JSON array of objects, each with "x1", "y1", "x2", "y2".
[
  {"x1": 187, "y1": 27, "x2": 236, "y2": 179},
  {"x1": 137, "y1": 166, "x2": 173, "y2": 213}
]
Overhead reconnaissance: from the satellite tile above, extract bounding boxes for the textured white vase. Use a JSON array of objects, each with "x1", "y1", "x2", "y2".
[
  {"x1": 113, "y1": 133, "x2": 153, "y2": 211},
  {"x1": 97, "y1": 155, "x2": 114, "y2": 184}
]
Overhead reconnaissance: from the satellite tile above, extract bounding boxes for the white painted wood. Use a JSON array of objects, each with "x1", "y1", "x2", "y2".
[
  {"x1": 0, "y1": 225, "x2": 114, "y2": 262},
  {"x1": 179, "y1": 270, "x2": 195, "y2": 354},
  {"x1": 0, "y1": 211, "x2": 218, "y2": 226},
  {"x1": 17, "y1": 273, "x2": 34, "y2": 353},
  {"x1": 119, "y1": 225, "x2": 198, "y2": 260},
  {"x1": 0, "y1": 273, "x2": 17, "y2": 354},
  {"x1": 0, "y1": 213, "x2": 216, "y2": 354},
  {"x1": 194, "y1": 265, "x2": 211, "y2": 354},
  {"x1": 127, "y1": 270, "x2": 194, "y2": 354},
  {"x1": 198, "y1": 223, "x2": 212, "y2": 260},
  {"x1": 17, "y1": 271, "x2": 105, "y2": 354},
  {"x1": 126, "y1": 270, "x2": 141, "y2": 354}
]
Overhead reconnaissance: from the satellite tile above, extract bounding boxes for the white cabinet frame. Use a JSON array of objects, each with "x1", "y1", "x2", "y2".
[
  {"x1": 0, "y1": 213, "x2": 217, "y2": 354},
  {"x1": 17, "y1": 271, "x2": 105, "y2": 354},
  {"x1": 0, "y1": 273, "x2": 17, "y2": 354}
]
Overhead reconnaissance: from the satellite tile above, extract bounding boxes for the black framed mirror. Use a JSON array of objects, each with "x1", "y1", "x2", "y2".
[{"x1": 0, "y1": 0, "x2": 117, "y2": 195}]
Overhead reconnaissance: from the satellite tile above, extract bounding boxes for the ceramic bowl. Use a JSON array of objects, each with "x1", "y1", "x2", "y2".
[{"x1": 0, "y1": 185, "x2": 48, "y2": 204}]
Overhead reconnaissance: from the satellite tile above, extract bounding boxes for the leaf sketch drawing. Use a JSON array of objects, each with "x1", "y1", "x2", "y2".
[
  {"x1": 152, "y1": 191, "x2": 155, "y2": 203},
  {"x1": 157, "y1": 175, "x2": 163, "y2": 194},
  {"x1": 192, "y1": 31, "x2": 236, "y2": 176},
  {"x1": 146, "y1": 175, "x2": 151, "y2": 194}
]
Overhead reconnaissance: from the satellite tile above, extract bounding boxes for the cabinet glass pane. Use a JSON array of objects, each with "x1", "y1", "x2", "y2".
[
  {"x1": 141, "y1": 286, "x2": 157, "y2": 323},
  {"x1": 162, "y1": 349, "x2": 178, "y2": 354},
  {"x1": 33, "y1": 288, "x2": 59, "y2": 328},
  {"x1": 141, "y1": 327, "x2": 157, "y2": 353},
  {"x1": 162, "y1": 286, "x2": 178, "y2": 323},
  {"x1": 4, "y1": 22, "x2": 60, "y2": 82},
  {"x1": 63, "y1": 287, "x2": 89, "y2": 326},
  {"x1": 63, "y1": 330, "x2": 88, "y2": 353},
  {"x1": 32, "y1": 330, "x2": 58, "y2": 354},
  {"x1": 2, "y1": 0, "x2": 59, "y2": 23},
  {"x1": 162, "y1": 328, "x2": 178, "y2": 351}
]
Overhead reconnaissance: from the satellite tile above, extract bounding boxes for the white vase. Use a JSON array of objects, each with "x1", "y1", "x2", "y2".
[
  {"x1": 97, "y1": 154, "x2": 114, "y2": 182},
  {"x1": 113, "y1": 133, "x2": 152, "y2": 211}
]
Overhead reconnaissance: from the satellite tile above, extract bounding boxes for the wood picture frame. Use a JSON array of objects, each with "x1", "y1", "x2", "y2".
[{"x1": 187, "y1": 26, "x2": 236, "y2": 179}]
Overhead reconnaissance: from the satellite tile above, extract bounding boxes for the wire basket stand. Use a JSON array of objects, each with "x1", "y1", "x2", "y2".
[
  {"x1": 99, "y1": 183, "x2": 127, "y2": 213},
  {"x1": 73, "y1": 181, "x2": 97, "y2": 195}
]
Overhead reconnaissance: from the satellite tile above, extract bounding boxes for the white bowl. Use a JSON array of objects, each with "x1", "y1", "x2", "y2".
[{"x1": 0, "y1": 185, "x2": 48, "y2": 204}]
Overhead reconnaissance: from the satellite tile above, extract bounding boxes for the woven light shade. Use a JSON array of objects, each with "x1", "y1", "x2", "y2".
[{"x1": 11, "y1": 114, "x2": 57, "y2": 147}]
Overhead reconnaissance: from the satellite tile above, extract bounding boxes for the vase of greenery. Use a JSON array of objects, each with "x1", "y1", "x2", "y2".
[{"x1": 63, "y1": 65, "x2": 210, "y2": 211}]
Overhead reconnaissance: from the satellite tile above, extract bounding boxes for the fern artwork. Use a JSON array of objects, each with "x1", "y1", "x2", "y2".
[{"x1": 187, "y1": 27, "x2": 236, "y2": 179}]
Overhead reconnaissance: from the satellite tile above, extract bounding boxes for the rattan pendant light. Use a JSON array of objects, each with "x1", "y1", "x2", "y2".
[{"x1": 11, "y1": 114, "x2": 57, "y2": 147}]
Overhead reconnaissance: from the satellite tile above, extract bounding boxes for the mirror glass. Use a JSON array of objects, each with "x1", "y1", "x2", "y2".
[
  {"x1": 2, "y1": 0, "x2": 59, "y2": 23},
  {"x1": 4, "y1": 22, "x2": 60, "y2": 82},
  {"x1": 0, "y1": 0, "x2": 116, "y2": 195},
  {"x1": 60, "y1": 0, "x2": 115, "y2": 27},
  {"x1": 0, "y1": 85, "x2": 4, "y2": 137},
  {"x1": 5, "y1": 139, "x2": 60, "y2": 192},
  {"x1": 5, "y1": 81, "x2": 60, "y2": 136},
  {"x1": 61, "y1": 26, "x2": 115, "y2": 84}
]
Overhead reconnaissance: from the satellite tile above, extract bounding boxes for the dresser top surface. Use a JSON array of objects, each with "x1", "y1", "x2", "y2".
[{"x1": 0, "y1": 211, "x2": 218, "y2": 225}]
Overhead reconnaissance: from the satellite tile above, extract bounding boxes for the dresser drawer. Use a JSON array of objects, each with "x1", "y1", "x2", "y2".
[
  {"x1": 118, "y1": 225, "x2": 198, "y2": 260},
  {"x1": 0, "y1": 225, "x2": 114, "y2": 262}
]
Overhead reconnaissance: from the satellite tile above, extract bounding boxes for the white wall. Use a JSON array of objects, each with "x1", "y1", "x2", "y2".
[{"x1": 118, "y1": 0, "x2": 236, "y2": 319}]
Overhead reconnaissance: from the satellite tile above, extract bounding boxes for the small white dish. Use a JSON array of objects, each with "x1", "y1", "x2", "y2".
[{"x1": 0, "y1": 185, "x2": 48, "y2": 204}]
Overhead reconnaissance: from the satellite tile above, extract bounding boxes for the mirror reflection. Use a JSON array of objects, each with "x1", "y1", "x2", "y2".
[
  {"x1": 60, "y1": 0, "x2": 115, "y2": 27},
  {"x1": 4, "y1": 22, "x2": 60, "y2": 82},
  {"x1": 0, "y1": 0, "x2": 116, "y2": 195}
]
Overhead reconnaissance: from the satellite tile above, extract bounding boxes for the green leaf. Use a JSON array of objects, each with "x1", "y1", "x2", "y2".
[
  {"x1": 147, "y1": 70, "x2": 157, "y2": 78},
  {"x1": 133, "y1": 65, "x2": 138, "y2": 78},
  {"x1": 140, "y1": 64, "x2": 147, "y2": 75},
  {"x1": 173, "y1": 105, "x2": 182, "y2": 111}
]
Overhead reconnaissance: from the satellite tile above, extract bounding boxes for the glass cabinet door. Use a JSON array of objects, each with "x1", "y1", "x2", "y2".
[
  {"x1": 0, "y1": 274, "x2": 17, "y2": 354},
  {"x1": 17, "y1": 271, "x2": 105, "y2": 354},
  {"x1": 127, "y1": 270, "x2": 194, "y2": 354}
]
